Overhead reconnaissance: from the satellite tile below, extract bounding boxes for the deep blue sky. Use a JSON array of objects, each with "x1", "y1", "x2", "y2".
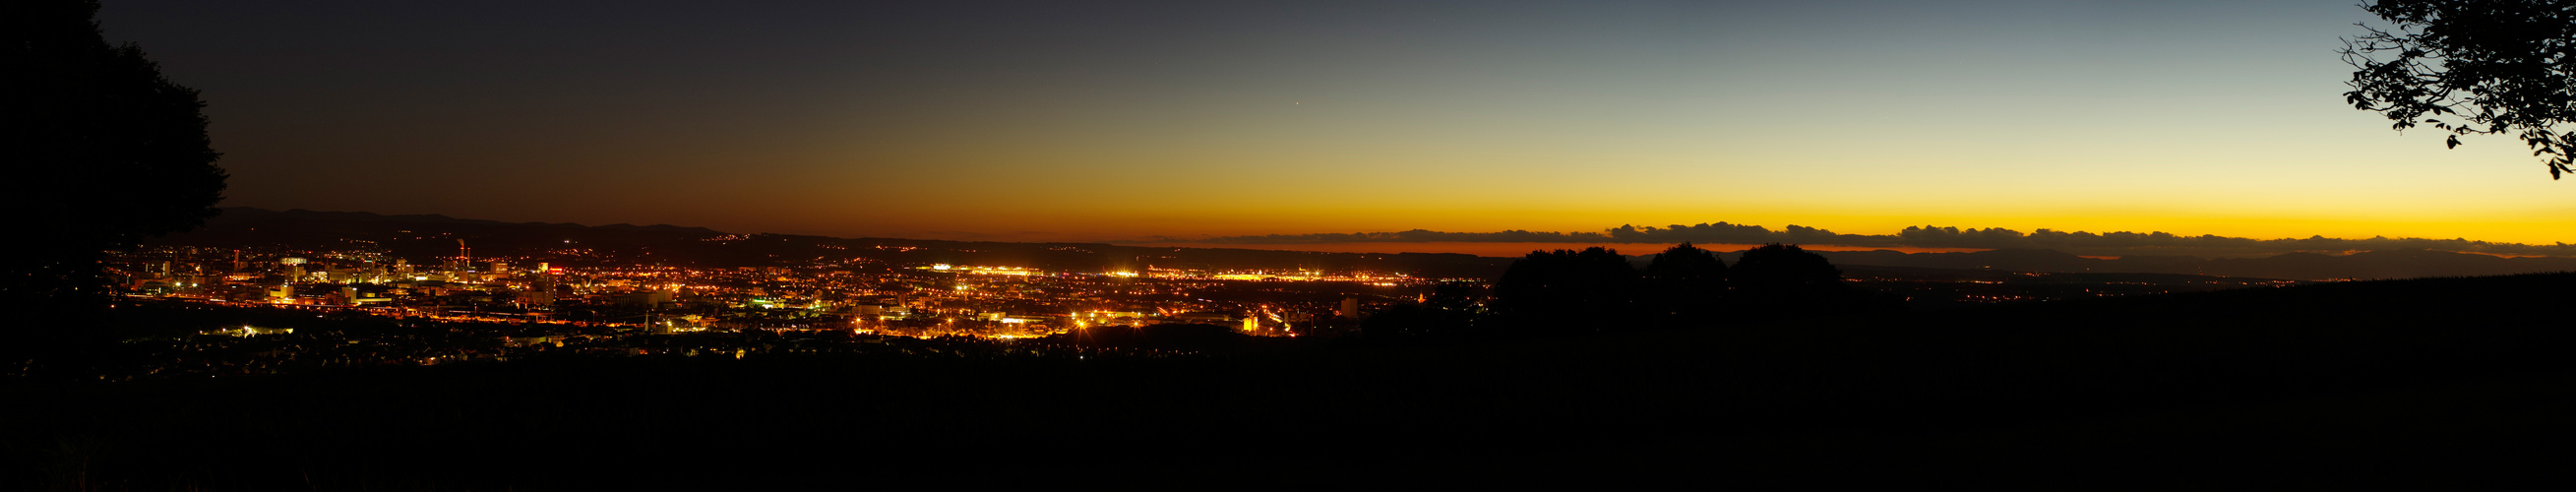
[{"x1": 95, "y1": 1, "x2": 2575, "y2": 245}]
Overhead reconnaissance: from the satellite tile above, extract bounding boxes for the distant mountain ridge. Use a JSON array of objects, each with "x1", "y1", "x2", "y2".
[
  {"x1": 162, "y1": 208, "x2": 2576, "y2": 280},
  {"x1": 1732, "y1": 247, "x2": 2576, "y2": 281},
  {"x1": 149, "y1": 208, "x2": 1515, "y2": 277}
]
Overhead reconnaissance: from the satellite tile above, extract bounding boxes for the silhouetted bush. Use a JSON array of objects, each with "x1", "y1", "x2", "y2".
[
  {"x1": 1493, "y1": 247, "x2": 1642, "y2": 333},
  {"x1": 1728, "y1": 243, "x2": 1893, "y2": 319},
  {"x1": 1643, "y1": 242, "x2": 1729, "y2": 325}
]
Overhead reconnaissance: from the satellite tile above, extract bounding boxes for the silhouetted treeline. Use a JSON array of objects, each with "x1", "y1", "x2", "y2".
[{"x1": 1365, "y1": 243, "x2": 1898, "y2": 340}]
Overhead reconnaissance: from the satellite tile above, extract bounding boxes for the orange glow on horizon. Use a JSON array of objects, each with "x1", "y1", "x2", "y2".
[{"x1": 1124, "y1": 241, "x2": 1988, "y2": 258}]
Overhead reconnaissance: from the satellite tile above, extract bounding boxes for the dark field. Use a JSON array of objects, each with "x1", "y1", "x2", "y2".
[{"x1": 13, "y1": 274, "x2": 2576, "y2": 488}]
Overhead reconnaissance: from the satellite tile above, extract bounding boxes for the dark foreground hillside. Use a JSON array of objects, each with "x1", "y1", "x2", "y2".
[{"x1": 14, "y1": 274, "x2": 2576, "y2": 488}]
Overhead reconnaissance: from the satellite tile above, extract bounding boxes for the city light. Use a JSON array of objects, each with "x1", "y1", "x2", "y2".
[{"x1": 91, "y1": 241, "x2": 1508, "y2": 381}]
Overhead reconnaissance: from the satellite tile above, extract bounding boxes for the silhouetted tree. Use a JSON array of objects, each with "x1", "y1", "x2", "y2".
[
  {"x1": 2342, "y1": 0, "x2": 2576, "y2": 178},
  {"x1": 1642, "y1": 242, "x2": 1727, "y2": 325},
  {"x1": 1729, "y1": 244, "x2": 1863, "y2": 318},
  {"x1": 1492, "y1": 247, "x2": 1639, "y2": 332},
  {"x1": 1731, "y1": 244, "x2": 1839, "y2": 290},
  {"x1": 6, "y1": 0, "x2": 225, "y2": 353}
]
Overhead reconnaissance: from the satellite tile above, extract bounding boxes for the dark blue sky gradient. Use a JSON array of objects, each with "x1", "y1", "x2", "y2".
[{"x1": 98, "y1": 1, "x2": 2553, "y2": 245}]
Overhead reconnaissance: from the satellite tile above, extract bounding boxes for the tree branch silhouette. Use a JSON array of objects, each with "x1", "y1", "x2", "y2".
[{"x1": 2343, "y1": 0, "x2": 2576, "y2": 178}]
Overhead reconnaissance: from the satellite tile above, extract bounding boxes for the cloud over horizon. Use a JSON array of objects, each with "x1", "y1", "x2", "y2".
[{"x1": 1159, "y1": 222, "x2": 2576, "y2": 259}]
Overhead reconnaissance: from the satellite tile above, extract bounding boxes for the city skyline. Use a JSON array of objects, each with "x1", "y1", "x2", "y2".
[
  {"x1": 28, "y1": 2, "x2": 2576, "y2": 484},
  {"x1": 94, "y1": 1, "x2": 2576, "y2": 246}
]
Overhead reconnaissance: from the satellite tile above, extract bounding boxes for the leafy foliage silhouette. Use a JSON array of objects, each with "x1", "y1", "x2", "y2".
[
  {"x1": 1731, "y1": 244, "x2": 1841, "y2": 289},
  {"x1": 5, "y1": 0, "x2": 225, "y2": 353},
  {"x1": 1642, "y1": 242, "x2": 1728, "y2": 323},
  {"x1": 1730, "y1": 244, "x2": 1877, "y2": 319},
  {"x1": 1492, "y1": 247, "x2": 1641, "y2": 333},
  {"x1": 2342, "y1": 0, "x2": 2576, "y2": 178}
]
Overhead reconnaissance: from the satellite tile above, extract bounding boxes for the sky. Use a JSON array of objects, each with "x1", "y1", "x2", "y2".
[{"x1": 95, "y1": 0, "x2": 2576, "y2": 248}]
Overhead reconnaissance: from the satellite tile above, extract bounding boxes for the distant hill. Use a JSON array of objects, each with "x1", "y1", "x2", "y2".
[
  {"x1": 151, "y1": 208, "x2": 1515, "y2": 277},
  {"x1": 1701, "y1": 247, "x2": 2576, "y2": 281},
  {"x1": 158, "y1": 208, "x2": 2576, "y2": 280}
]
